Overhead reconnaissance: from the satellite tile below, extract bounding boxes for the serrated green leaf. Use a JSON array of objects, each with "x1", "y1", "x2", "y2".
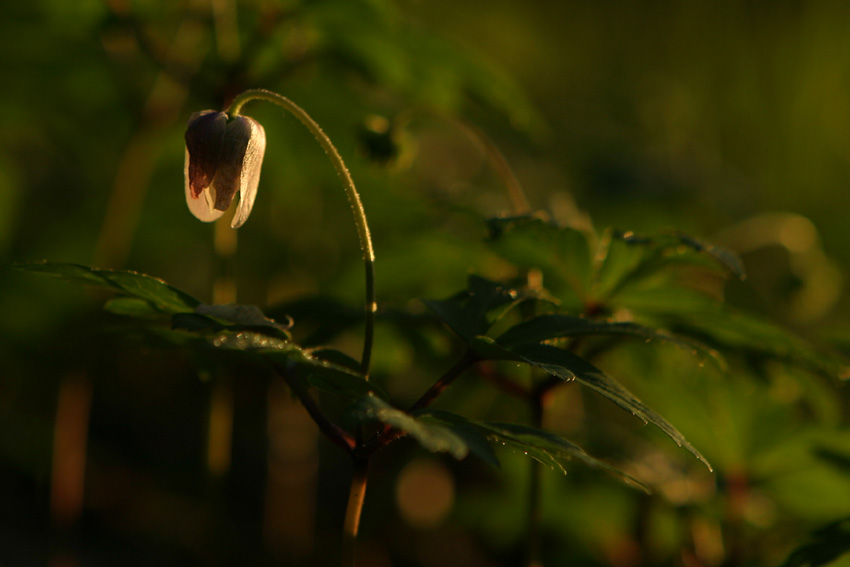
[
  {"x1": 418, "y1": 410, "x2": 647, "y2": 490},
  {"x1": 468, "y1": 337, "x2": 710, "y2": 470},
  {"x1": 351, "y1": 395, "x2": 468, "y2": 459},
  {"x1": 486, "y1": 422, "x2": 649, "y2": 492},
  {"x1": 486, "y1": 216, "x2": 592, "y2": 306},
  {"x1": 196, "y1": 304, "x2": 292, "y2": 332},
  {"x1": 172, "y1": 308, "x2": 292, "y2": 343},
  {"x1": 261, "y1": 345, "x2": 376, "y2": 402},
  {"x1": 304, "y1": 348, "x2": 385, "y2": 400},
  {"x1": 496, "y1": 313, "x2": 723, "y2": 369},
  {"x1": 424, "y1": 275, "x2": 519, "y2": 340},
  {"x1": 513, "y1": 343, "x2": 711, "y2": 470},
  {"x1": 305, "y1": 371, "x2": 380, "y2": 401},
  {"x1": 308, "y1": 348, "x2": 363, "y2": 373},
  {"x1": 416, "y1": 411, "x2": 500, "y2": 468},
  {"x1": 14, "y1": 262, "x2": 199, "y2": 313},
  {"x1": 593, "y1": 229, "x2": 745, "y2": 304}
]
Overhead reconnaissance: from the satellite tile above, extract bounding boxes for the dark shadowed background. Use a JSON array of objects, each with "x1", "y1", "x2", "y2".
[{"x1": 2, "y1": 1, "x2": 850, "y2": 566}]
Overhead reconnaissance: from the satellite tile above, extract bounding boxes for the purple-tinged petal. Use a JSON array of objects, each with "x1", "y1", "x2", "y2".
[
  {"x1": 208, "y1": 116, "x2": 253, "y2": 212},
  {"x1": 185, "y1": 110, "x2": 227, "y2": 197},
  {"x1": 231, "y1": 117, "x2": 266, "y2": 228},
  {"x1": 184, "y1": 148, "x2": 225, "y2": 222}
]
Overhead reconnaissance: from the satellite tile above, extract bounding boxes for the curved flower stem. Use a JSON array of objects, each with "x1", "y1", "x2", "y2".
[
  {"x1": 453, "y1": 118, "x2": 530, "y2": 215},
  {"x1": 394, "y1": 108, "x2": 531, "y2": 215},
  {"x1": 228, "y1": 89, "x2": 376, "y2": 378}
]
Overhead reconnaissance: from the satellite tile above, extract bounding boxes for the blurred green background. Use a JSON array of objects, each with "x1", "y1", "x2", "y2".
[{"x1": 2, "y1": 0, "x2": 850, "y2": 566}]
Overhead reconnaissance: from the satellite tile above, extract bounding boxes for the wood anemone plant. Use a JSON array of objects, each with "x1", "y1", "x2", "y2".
[
  {"x1": 184, "y1": 89, "x2": 378, "y2": 565},
  {"x1": 15, "y1": 88, "x2": 850, "y2": 567}
]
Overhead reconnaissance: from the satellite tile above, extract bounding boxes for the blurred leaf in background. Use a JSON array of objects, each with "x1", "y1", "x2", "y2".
[{"x1": 4, "y1": 1, "x2": 850, "y2": 567}]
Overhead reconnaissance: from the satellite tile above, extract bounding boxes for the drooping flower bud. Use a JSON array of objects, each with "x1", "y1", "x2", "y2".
[{"x1": 184, "y1": 110, "x2": 266, "y2": 228}]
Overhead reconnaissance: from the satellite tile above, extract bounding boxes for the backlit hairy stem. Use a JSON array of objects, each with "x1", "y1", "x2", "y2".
[{"x1": 228, "y1": 89, "x2": 376, "y2": 378}]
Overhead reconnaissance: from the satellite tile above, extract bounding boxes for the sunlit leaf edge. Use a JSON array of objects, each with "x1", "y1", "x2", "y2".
[
  {"x1": 13, "y1": 261, "x2": 200, "y2": 314},
  {"x1": 419, "y1": 410, "x2": 648, "y2": 491},
  {"x1": 496, "y1": 313, "x2": 725, "y2": 371},
  {"x1": 468, "y1": 337, "x2": 711, "y2": 471}
]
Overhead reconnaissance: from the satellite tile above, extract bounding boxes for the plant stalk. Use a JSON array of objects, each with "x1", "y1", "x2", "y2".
[
  {"x1": 342, "y1": 458, "x2": 370, "y2": 567},
  {"x1": 527, "y1": 392, "x2": 545, "y2": 567},
  {"x1": 409, "y1": 350, "x2": 478, "y2": 413},
  {"x1": 228, "y1": 90, "x2": 376, "y2": 567},
  {"x1": 274, "y1": 363, "x2": 355, "y2": 453},
  {"x1": 228, "y1": 89, "x2": 376, "y2": 378}
]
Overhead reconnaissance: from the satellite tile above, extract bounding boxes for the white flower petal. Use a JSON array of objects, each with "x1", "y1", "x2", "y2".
[
  {"x1": 231, "y1": 117, "x2": 266, "y2": 228},
  {"x1": 184, "y1": 148, "x2": 225, "y2": 222}
]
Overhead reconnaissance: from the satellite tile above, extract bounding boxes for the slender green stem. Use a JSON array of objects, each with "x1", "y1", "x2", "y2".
[
  {"x1": 228, "y1": 89, "x2": 376, "y2": 378},
  {"x1": 394, "y1": 108, "x2": 531, "y2": 215},
  {"x1": 408, "y1": 350, "x2": 478, "y2": 413},
  {"x1": 453, "y1": 118, "x2": 531, "y2": 215},
  {"x1": 274, "y1": 363, "x2": 355, "y2": 453},
  {"x1": 527, "y1": 392, "x2": 544, "y2": 567}
]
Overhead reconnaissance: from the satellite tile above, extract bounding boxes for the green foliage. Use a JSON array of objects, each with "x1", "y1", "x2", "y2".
[
  {"x1": 351, "y1": 394, "x2": 469, "y2": 460},
  {"x1": 780, "y1": 517, "x2": 850, "y2": 567},
  {"x1": 13, "y1": 261, "x2": 199, "y2": 314},
  {"x1": 14, "y1": 209, "x2": 850, "y2": 565},
  {"x1": 6, "y1": 1, "x2": 850, "y2": 566}
]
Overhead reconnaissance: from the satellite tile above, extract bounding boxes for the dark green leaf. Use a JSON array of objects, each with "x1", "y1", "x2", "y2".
[
  {"x1": 350, "y1": 395, "x2": 468, "y2": 459},
  {"x1": 468, "y1": 337, "x2": 710, "y2": 470},
  {"x1": 304, "y1": 348, "x2": 385, "y2": 400},
  {"x1": 172, "y1": 308, "x2": 292, "y2": 342},
  {"x1": 486, "y1": 422, "x2": 648, "y2": 492},
  {"x1": 486, "y1": 216, "x2": 592, "y2": 306},
  {"x1": 512, "y1": 343, "x2": 711, "y2": 470},
  {"x1": 780, "y1": 517, "x2": 850, "y2": 567},
  {"x1": 196, "y1": 304, "x2": 292, "y2": 332},
  {"x1": 103, "y1": 297, "x2": 164, "y2": 319},
  {"x1": 172, "y1": 313, "x2": 228, "y2": 334},
  {"x1": 418, "y1": 410, "x2": 647, "y2": 490},
  {"x1": 424, "y1": 275, "x2": 519, "y2": 340},
  {"x1": 309, "y1": 348, "x2": 362, "y2": 373},
  {"x1": 305, "y1": 369, "x2": 378, "y2": 400},
  {"x1": 496, "y1": 313, "x2": 724, "y2": 369},
  {"x1": 593, "y1": 229, "x2": 744, "y2": 303},
  {"x1": 14, "y1": 262, "x2": 200, "y2": 313},
  {"x1": 416, "y1": 411, "x2": 500, "y2": 468},
  {"x1": 262, "y1": 346, "x2": 376, "y2": 402}
]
